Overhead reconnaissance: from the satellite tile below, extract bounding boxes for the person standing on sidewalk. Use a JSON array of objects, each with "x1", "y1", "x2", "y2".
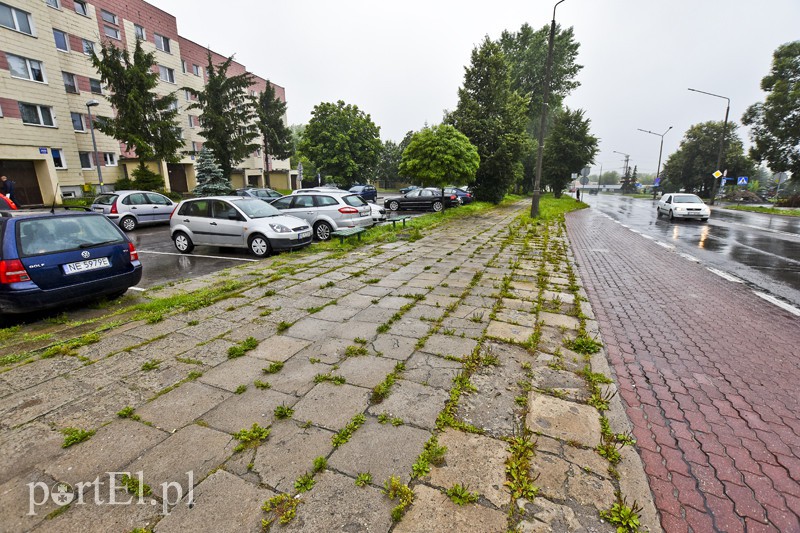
[
  {"x1": 576, "y1": 188, "x2": 581, "y2": 202},
  {"x1": 0, "y1": 175, "x2": 15, "y2": 204}
]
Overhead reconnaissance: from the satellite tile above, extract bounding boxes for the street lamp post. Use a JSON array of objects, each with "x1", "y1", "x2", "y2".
[
  {"x1": 637, "y1": 126, "x2": 672, "y2": 198},
  {"x1": 531, "y1": 0, "x2": 568, "y2": 218},
  {"x1": 85, "y1": 99, "x2": 104, "y2": 193},
  {"x1": 688, "y1": 88, "x2": 729, "y2": 205}
]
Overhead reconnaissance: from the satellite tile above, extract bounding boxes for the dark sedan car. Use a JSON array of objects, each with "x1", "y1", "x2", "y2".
[
  {"x1": 384, "y1": 188, "x2": 460, "y2": 212},
  {"x1": 0, "y1": 210, "x2": 142, "y2": 314},
  {"x1": 235, "y1": 188, "x2": 283, "y2": 200},
  {"x1": 399, "y1": 185, "x2": 419, "y2": 195},
  {"x1": 444, "y1": 187, "x2": 473, "y2": 205},
  {"x1": 348, "y1": 184, "x2": 377, "y2": 203}
]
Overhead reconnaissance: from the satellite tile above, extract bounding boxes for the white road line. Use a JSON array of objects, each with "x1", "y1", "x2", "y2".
[
  {"x1": 129, "y1": 287, "x2": 146, "y2": 292},
  {"x1": 753, "y1": 292, "x2": 800, "y2": 317},
  {"x1": 656, "y1": 241, "x2": 674, "y2": 250},
  {"x1": 137, "y1": 250, "x2": 259, "y2": 262},
  {"x1": 706, "y1": 268, "x2": 744, "y2": 283},
  {"x1": 679, "y1": 253, "x2": 699, "y2": 262},
  {"x1": 641, "y1": 234, "x2": 654, "y2": 240}
]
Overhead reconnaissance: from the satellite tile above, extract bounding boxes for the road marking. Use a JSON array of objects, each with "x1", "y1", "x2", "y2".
[
  {"x1": 641, "y1": 234, "x2": 654, "y2": 240},
  {"x1": 706, "y1": 268, "x2": 744, "y2": 283},
  {"x1": 137, "y1": 250, "x2": 259, "y2": 262},
  {"x1": 129, "y1": 287, "x2": 146, "y2": 292},
  {"x1": 655, "y1": 242, "x2": 674, "y2": 250},
  {"x1": 679, "y1": 253, "x2": 699, "y2": 262},
  {"x1": 753, "y1": 292, "x2": 800, "y2": 317}
]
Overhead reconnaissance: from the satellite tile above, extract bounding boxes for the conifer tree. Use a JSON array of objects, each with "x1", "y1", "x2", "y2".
[{"x1": 193, "y1": 148, "x2": 230, "y2": 196}]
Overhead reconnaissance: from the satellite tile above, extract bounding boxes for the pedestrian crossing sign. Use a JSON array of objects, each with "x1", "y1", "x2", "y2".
[{"x1": 737, "y1": 176, "x2": 748, "y2": 185}]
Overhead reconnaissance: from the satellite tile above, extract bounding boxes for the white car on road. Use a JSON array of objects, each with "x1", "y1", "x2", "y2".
[{"x1": 657, "y1": 193, "x2": 710, "y2": 222}]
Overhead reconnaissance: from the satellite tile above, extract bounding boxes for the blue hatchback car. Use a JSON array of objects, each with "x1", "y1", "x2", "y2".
[{"x1": 0, "y1": 210, "x2": 142, "y2": 314}]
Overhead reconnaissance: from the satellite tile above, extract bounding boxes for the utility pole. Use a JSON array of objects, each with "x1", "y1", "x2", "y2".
[{"x1": 688, "y1": 88, "x2": 730, "y2": 205}]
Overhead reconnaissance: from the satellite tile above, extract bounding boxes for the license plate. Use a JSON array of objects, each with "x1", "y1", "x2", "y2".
[
  {"x1": 63, "y1": 257, "x2": 110, "y2": 275},
  {"x1": 93, "y1": 207, "x2": 105, "y2": 212},
  {"x1": 298, "y1": 231, "x2": 311, "y2": 239}
]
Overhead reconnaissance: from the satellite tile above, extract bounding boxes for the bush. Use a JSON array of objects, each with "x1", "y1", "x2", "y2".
[
  {"x1": 131, "y1": 165, "x2": 165, "y2": 191},
  {"x1": 777, "y1": 194, "x2": 800, "y2": 208}
]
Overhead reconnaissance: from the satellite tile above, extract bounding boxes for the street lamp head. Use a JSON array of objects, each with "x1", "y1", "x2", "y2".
[{"x1": 86, "y1": 99, "x2": 100, "y2": 107}]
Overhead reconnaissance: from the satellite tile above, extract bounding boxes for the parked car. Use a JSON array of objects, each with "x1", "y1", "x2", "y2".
[
  {"x1": 399, "y1": 185, "x2": 419, "y2": 195},
  {"x1": 91, "y1": 190, "x2": 176, "y2": 231},
  {"x1": 657, "y1": 193, "x2": 710, "y2": 221},
  {"x1": 349, "y1": 184, "x2": 378, "y2": 203},
  {"x1": 384, "y1": 188, "x2": 460, "y2": 212},
  {"x1": 369, "y1": 203, "x2": 387, "y2": 222},
  {"x1": 235, "y1": 188, "x2": 283, "y2": 200},
  {"x1": 170, "y1": 197, "x2": 311, "y2": 257},
  {"x1": 0, "y1": 210, "x2": 142, "y2": 314},
  {"x1": 270, "y1": 191, "x2": 372, "y2": 240},
  {"x1": 444, "y1": 187, "x2": 473, "y2": 205},
  {"x1": 0, "y1": 194, "x2": 17, "y2": 211}
]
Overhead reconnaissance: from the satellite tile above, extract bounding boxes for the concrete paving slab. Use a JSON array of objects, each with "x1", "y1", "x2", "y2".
[
  {"x1": 0, "y1": 357, "x2": 83, "y2": 393},
  {"x1": 155, "y1": 470, "x2": 272, "y2": 533},
  {"x1": 198, "y1": 356, "x2": 267, "y2": 393},
  {"x1": 42, "y1": 381, "x2": 152, "y2": 430},
  {"x1": 486, "y1": 320, "x2": 535, "y2": 345},
  {"x1": 526, "y1": 394, "x2": 601, "y2": 448},
  {"x1": 328, "y1": 417, "x2": 430, "y2": 485},
  {"x1": 388, "y1": 318, "x2": 430, "y2": 339},
  {"x1": 201, "y1": 388, "x2": 295, "y2": 435},
  {"x1": 291, "y1": 383, "x2": 370, "y2": 431},
  {"x1": 136, "y1": 381, "x2": 231, "y2": 432},
  {"x1": 253, "y1": 421, "x2": 333, "y2": 493},
  {"x1": 538, "y1": 311, "x2": 581, "y2": 332},
  {"x1": 427, "y1": 429, "x2": 509, "y2": 508},
  {"x1": 419, "y1": 334, "x2": 477, "y2": 359},
  {"x1": 292, "y1": 338, "x2": 352, "y2": 365},
  {"x1": 248, "y1": 336, "x2": 310, "y2": 362},
  {"x1": 0, "y1": 422, "x2": 64, "y2": 485},
  {"x1": 372, "y1": 335, "x2": 418, "y2": 361},
  {"x1": 328, "y1": 320, "x2": 381, "y2": 342},
  {"x1": 281, "y1": 316, "x2": 337, "y2": 341},
  {"x1": 0, "y1": 378, "x2": 87, "y2": 429},
  {"x1": 126, "y1": 424, "x2": 235, "y2": 500},
  {"x1": 367, "y1": 380, "x2": 448, "y2": 430},
  {"x1": 402, "y1": 351, "x2": 462, "y2": 390},
  {"x1": 166, "y1": 338, "x2": 235, "y2": 367},
  {"x1": 495, "y1": 308, "x2": 538, "y2": 328},
  {"x1": 266, "y1": 356, "x2": 333, "y2": 397},
  {"x1": 336, "y1": 356, "x2": 398, "y2": 389},
  {"x1": 395, "y1": 484, "x2": 507, "y2": 533},
  {"x1": 35, "y1": 496, "x2": 162, "y2": 533}
]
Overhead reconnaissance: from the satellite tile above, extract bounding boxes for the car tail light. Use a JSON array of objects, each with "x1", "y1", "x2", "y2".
[
  {"x1": 450, "y1": 195, "x2": 457, "y2": 200},
  {"x1": 169, "y1": 206, "x2": 178, "y2": 219},
  {"x1": 338, "y1": 207, "x2": 359, "y2": 214},
  {"x1": 0, "y1": 259, "x2": 31, "y2": 284},
  {"x1": 128, "y1": 242, "x2": 139, "y2": 261},
  {"x1": 110, "y1": 201, "x2": 118, "y2": 214}
]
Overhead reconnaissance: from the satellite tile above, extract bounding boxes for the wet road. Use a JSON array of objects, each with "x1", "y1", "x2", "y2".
[{"x1": 578, "y1": 193, "x2": 800, "y2": 310}]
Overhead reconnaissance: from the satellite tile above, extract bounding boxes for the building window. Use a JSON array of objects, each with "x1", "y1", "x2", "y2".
[
  {"x1": 134, "y1": 24, "x2": 145, "y2": 40},
  {"x1": 191, "y1": 141, "x2": 199, "y2": 152},
  {"x1": 188, "y1": 115, "x2": 196, "y2": 128},
  {"x1": 19, "y1": 103, "x2": 55, "y2": 126},
  {"x1": 154, "y1": 34, "x2": 171, "y2": 53},
  {"x1": 100, "y1": 9, "x2": 117, "y2": 24},
  {"x1": 0, "y1": 3, "x2": 33, "y2": 34},
  {"x1": 73, "y1": 0, "x2": 88, "y2": 16},
  {"x1": 181, "y1": 59, "x2": 187, "y2": 73},
  {"x1": 167, "y1": 99, "x2": 178, "y2": 111},
  {"x1": 89, "y1": 78, "x2": 102, "y2": 94},
  {"x1": 51, "y1": 148, "x2": 66, "y2": 168},
  {"x1": 103, "y1": 25, "x2": 120, "y2": 40},
  {"x1": 62, "y1": 72, "x2": 78, "y2": 94},
  {"x1": 184, "y1": 89, "x2": 191, "y2": 101},
  {"x1": 79, "y1": 152, "x2": 93, "y2": 169},
  {"x1": 192, "y1": 64, "x2": 201, "y2": 76},
  {"x1": 158, "y1": 65, "x2": 175, "y2": 84},
  {"x1": 8, "y1": 54, "x2": 46, "y2": 82},
  {"x1": 71, "y1": 112, "x2": 85, "y2": 131},
  {"x1": 82, "y1": 39, "x2": 94, "y2": 55},
  {"x1": 104, "y1": 153, "x2": 117, "y2": 166},
  {"x1": 46, "y1": 0, "x2": 60, "y2": 8},
  {"x1": 53, "y1": 29, "x2": 69, "y2": 51}
]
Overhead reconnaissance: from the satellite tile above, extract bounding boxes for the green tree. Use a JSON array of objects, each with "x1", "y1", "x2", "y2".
[
  {"x1": 299, "y1": 100, "x2": 382, "y2": 188},
  {"x1": 186, "y1": 52, "x2": 260, "y2": 181},
  {"x1": 541, "y1": 108, "x2": 599, "y2": 197},
  {"x1": 620, "y1": 165, "x2": 638, "y2": 194},
  {"x1": 193, "y1": 148, "x2": 230, "y2": 195},
  {"x1": 446, "y1": 37, "x2": 529, "y2": 203},
  {"x1": 660, "y1": 121, "x2": 756, "y2": 196},
  {"x1": 599, "y1": 170, "x2": 620, "y2": 185},
  {"x1": 376, "y1": 140, "x2": 403, "y2": 188},
  {"x1": 256, "y1": 82, "x2": 292, "y2": 168},
  {"x1": 742, "y1": 41, "x2": 800, "y2": 180},
  {"x1": 90, "y1": 39, "x2": 182, "y2": 179},
  {"x1": 398, "y1": 124, "x2": 479, "y2": 203}
]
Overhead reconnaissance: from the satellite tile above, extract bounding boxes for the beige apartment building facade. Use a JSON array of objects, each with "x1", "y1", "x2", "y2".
[{"x1": 0, "y1": 0, "x2": 289, "y2": 206}]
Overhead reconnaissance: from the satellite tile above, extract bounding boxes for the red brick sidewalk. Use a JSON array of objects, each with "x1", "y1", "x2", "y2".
[{"x1": 566, "y1": 209, "x2": 800, "y2": 533}]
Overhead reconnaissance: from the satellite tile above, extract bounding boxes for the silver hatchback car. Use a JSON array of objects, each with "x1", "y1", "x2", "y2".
[
  {"x1": 91, "y1": 190, "x2": 176, "y2": 231},
  {"x1": 269, "y1": 191, "x2": 372, "y2": 240},
  {"x1": 170, "y1": 197, "x2": 312, "y2": 257}
]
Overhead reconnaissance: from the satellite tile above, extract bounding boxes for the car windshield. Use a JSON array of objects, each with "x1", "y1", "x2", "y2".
[
  {"x1": 232, "y1": 198, "x2": 281, "y2": 218},
  {"x1": 18, "y1": 215, "x2": 124, "y2": 256},
  {"x1": 674, "y1": 195, "x2": 703, "y2": 204},
  {"x1": 250, "y1": 189, "x2": 273, "y2": 198},
  {"x1": 342, "y1": 195, "x2": 367, "y2": 207},
  {"x1": 93, "y1": 194, "x2": 118, "y2": 205}
]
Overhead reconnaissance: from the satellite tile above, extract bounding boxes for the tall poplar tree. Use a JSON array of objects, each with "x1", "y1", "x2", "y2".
[
  {"x1": 90, "y1": 39, "x2": 182, "y2": 175},
  {"x1": 256, "y1": 82, "x2": 292, "y2": 170},
  {"x1": 446, "y1": 37, "x2": 529, "y2": 203},
  {"x1": 186, "y1": 52, "x2": 260, "y2": 180}
]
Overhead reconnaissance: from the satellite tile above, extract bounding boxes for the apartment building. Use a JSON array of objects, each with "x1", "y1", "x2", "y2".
[{"x1": 0, "y1": 0, "x2": 289, "y2": 206}]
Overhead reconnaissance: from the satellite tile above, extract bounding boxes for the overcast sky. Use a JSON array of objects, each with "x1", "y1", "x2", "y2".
[{"x1": 155, "y1": 0, "x2": 798, "y2": 176}]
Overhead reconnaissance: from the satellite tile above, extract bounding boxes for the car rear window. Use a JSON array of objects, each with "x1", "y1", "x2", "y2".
[
  {"x1": 93, "y1": 194, "x2": 118, "y2": 205},
  {"x1": 342, "y1": 195, "x2": 367, "y2": 207},
  {"x1": 18, "y1": 215, "x2": 124, "y2": 257}
]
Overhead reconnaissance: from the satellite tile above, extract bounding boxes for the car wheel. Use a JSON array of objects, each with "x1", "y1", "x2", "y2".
[
  {"x1": 173, "y1": 231, "x2": 194, "y2": 253},
  {"x1": 248, "y1": 234, "x2": 271, "y2": 257},
  {"x1": 669, "y1": 210, "x2": 675, "y2": 221},
  {"x1": 656, "y1": 207, "x2": 661, "y2": 218},
  {"x1": 120, "y1": 216, "x2": 137, "y2": 231},
  {"x1": 432, "y1": 201, "x2": 443, "y2": 212},
  {"x1": 388, "y1": 200, "x2": 400, "y2": 211},
  {"x1": 314, "y1": 221, "x2": 333, "y2": 241},
  {"x1": 701, "y1": 217, "x2": 708, "y2": 222}
]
